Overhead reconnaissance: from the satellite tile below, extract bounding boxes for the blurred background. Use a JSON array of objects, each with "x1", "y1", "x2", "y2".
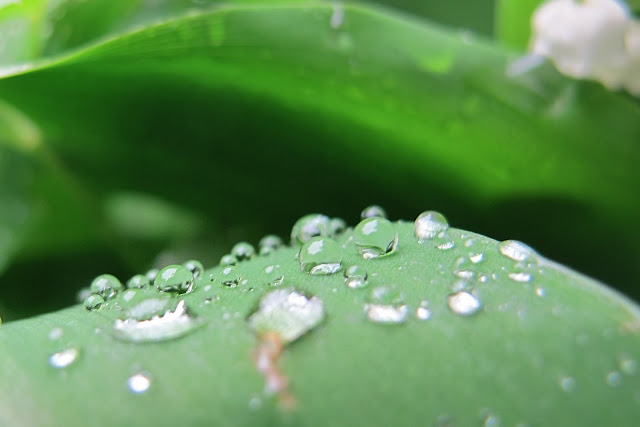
[{"x1": 1, "y1": 0, "x2": 639, "y2": 321}]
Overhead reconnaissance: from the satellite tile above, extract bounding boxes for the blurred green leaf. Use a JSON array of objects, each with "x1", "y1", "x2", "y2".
[
  {"x1": 0, "y1": 2, "x2": 639, "y2": 317},
  {"x1": 494, "y1": 0, "x2": 543, "y2": 50},
  {"x1": 1, "y1": 222, "x2": 639, "y2": 425}
]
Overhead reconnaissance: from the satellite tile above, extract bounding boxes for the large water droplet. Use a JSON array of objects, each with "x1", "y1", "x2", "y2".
[
  {"x1": 183, "y1": 260, "x2": 204, "y2": 278},
  {"x1": 498, "y1": 240, "x2": 536, "y2": 262},
  {"x1": 127, "y1": 274, "x2": 151, "y2": 289},
  {"x1": 90, "y1": 274, "x2": 123, "y2": 300},
  {"x1": 360, "y1": 205, "x2": 387, "y2": 220},
  {"x1": 231, "y1": 242, "x2": 255, "y2": 261},
  {"x1": 365, "y1": 304, "x2": 408, "y2": 324},
  {"x1": 263, "y1": 265, "x2": 284, "y2": 286},
  {"x1": 113, "y1": 300, "x2": 204, "y2": 343},
  {"x1": 414, "y1": 211, "x2": 449, "y2": 240},
  {"x1": 220, "y1": 265, "x2": 241, "y2": 287},
  {"x1": 344, "y1": 265, "x2": 368, "y2": 289},
  {"x1": 220, "y1": 254, "x2": 238, "y2": 266},
  {"x1": 49, "y1": 348, "x2": 79, "y2": 369},
  {"x1": 354, "y1": 217, "x2": 398, "y2": 259},
  {"x1": 448, "y1": 291, "x2": 481, "y2": 316},
  {"x1": 247, "y1": 289, "x2": 324, "y2": 343},
  {"x1": 155, "y1": 265, "x2": 193, "y2": 293},
  {"x1": 290, "y1": 214, "x2": 330, "y2": 245},
  {"x1": 259, "y1": 235, "x2": 283, "y2": 256},
  {"x1": 298, "y1": 236, "x2": 342, "y2": 275},
  {"x1": 128, "y1": 373, "x2": 151, "y2": 394},
  {"x1": 84, "y1": 294, "x2": 105, "y2": 311}
]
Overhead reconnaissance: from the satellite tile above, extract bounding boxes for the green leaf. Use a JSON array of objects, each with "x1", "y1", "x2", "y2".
[
  {"x1": 1, "y1": 219, "x2": 638, "y2": 425},
  {"x1": 494, "y1": 0, "x2": 543, "y2": 50},
  {"x1": 0, "y1": 2, "x2": 639, "y2": 303}
]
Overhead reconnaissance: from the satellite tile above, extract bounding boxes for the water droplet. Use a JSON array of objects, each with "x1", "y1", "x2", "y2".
[
  {"x1": 259, "y1": 235, "x2": 283, "y2": 256},
  {"x1": 448, "y1": 291, "x2": 481, "y2": 316},
  {"x1": 290, "y1": 214, "x2": 330, "y2": 245},
  {"x1": 248, "y1": 396, "x2": 262, "y2": 411},
  {"x1": 127, "y1": 274, "x2": 151, "y2": 289},
  {"x1": 454, "y1": 270, "x2": 474, "y2": 279},
  {"x1": 154, "y1": 265, "x2": 193, "y2": 293},
  {"x1": 360, "y1": 205, "x2": 387, "y2": 220},
  {"x1": 220, "y1": 254, "x2": 238, "y2": 266},
  {"x1": 559, "y1": 376, "x2": 576, "y2": 392},
  {"x1": 113, "y1": 300, "x2": 204, "y2": 343},
  {"x1": 145, "y1": 268, "x2": 159, "y2": 282},
  {"x1": 76, "y1": 287, "x2": 91, "y2": 303},
  {"x1": 508, "y1": 272, "x2": 532, "y2": 283},
  {"x1": 416, "y1": 301, "x2": 431, "y2": 320},
  {"x1": 48, "y1": 327, "x2": 63, "y2": 340},
  {"x1": 436, "y1": 240, "x2": 455, "y2": 250},
  {"x1": 365, "y1": 304, "x2": 408, "y2": 324},
  {"x1": 470, "y1": 253, "x2": 484, "y2": 264},
  {"x1": 330, "y1": 2, "x2": 344, "y2": 29},
  {"x1": 414, "y1": 211, "x2": 449, "y2": 240},
  {"x1": 298, "y1": 236, "x2": 343, "y2": 275},
  {"x1": 49, "y1": 348, "x2": 79, "y2": 369},
  {"x1": 84, "y1": 294, "x2": 105, "y2": 311},
  {"x1": 354, "y1": 217, "x2": 398, "y2": 259},
  {"x1": 247, "y1": 289, "x2": 324, "y2": 343},
  {"x1": 128, "y1": 373, "x2": 151, "y2": 394},
  {"x1": 498, "y1": 240, "x2": 536, "y2": 262},
  {"x1": 618, "y1": 354, "x2": 637, "y2": 375},
  {"x1": 328, "y1": 217, "x2": 347, "y2": 237},
  {"x1": 344, "y1": 265, "x2": 368, "y2": 289},
  {"x1": 606, "y1": 371, "x2": 622, "y2": 387},
  {"x1": 90, "y1": 274, "x2": 123, "y2": 300},
  {"x1": 535, "y1": 287, "x2": 546, "y2": 297},
  {"x1": 220, "y1": 265, "x2": 241, "y2": 287},
  {"x1": 183, "y1": 260, "x2": 204, "y2": 278},
  {"x1": 263, "y1": 264, "x2": 284, "y2": 286},
  {"x1": 231, "y1": 242, "x2": 255, "y2": 261},
  {"x1": 118, "y1": 289, "x2": 175, "y2": 321}
]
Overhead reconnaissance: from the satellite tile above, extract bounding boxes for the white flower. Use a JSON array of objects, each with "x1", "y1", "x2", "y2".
[{"x1": 530, "y1": 0, "x2": 640, "y2": 95}]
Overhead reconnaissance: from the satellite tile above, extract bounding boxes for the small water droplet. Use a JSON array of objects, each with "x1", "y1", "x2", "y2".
[
  {"x1": 508, "y1": 272, "x2": 532, "y2": 283},
  {"x1": 231, "y1": 242, "x2": 255, "y2": 261},
  {"x1": 416, "y1": 301, "x2": 431, "y2": 320},
  {"x1": 84, "y1": 294, "x2": 105, "y2": 311},
  {"x1": 220, "y1": 254, "x2": 238, "y2": 266},
  {"x1": 298, "y1": 236, "x2": 343, "y2": 275},
  {"x1": 414, "y1": 211, "x2": 449, "y2": 240},
  {"x1": 259, "y1": 235, "x2": 283, "y2": 256},
  {"x1": 263, "y1": 264, "x2": 284, "y2": 286},
  {"x1": 448, "y1": 291, "x2": 481, "y2": 316},
  {"x1": 559, "y1": 376, "x2": 576, "y2": 392},
  {"x1": 470, "y1": 253, "x2": 484, "y2": 263},
  {"x1": 454, "y1": 270, "x2": 474, "y2": 279},
  {"x1": 248, "y1": 289, "x2": 324, "y2": 343},
  {"x1": 248, "y1": 396, "x2": 262, "y2": 411},
  {"x1": 344, "y1": 265, "x2": 368, "y2": 289},
  {"x1": 48, "y1": 327, "x2": 63, "y2": 340},
  {"x1": 220, "y1": 265, "x2": 241, "y2": 287},
  {"x1": 291, "y1": 214, "x2": 330, "y2": 245},
  {"x1": 49, "y1": 348, "x2": 79, "y2": 369},
  {"x1": 183, "y1": 260, "x2": 204, "y2": 278},
  {"x1": 113, "y1": 300, "x2": 204, "y2": 343},
  {"x1": 606, "y1": 371, "x2": 622, "y2": 387},
  {"x1": 128, "y1": 373, "x2": 151, "y2": 394},
  {"x1": 155, "y1": 265, "x2": 194, "y2": 293},
  {"x1": 464, "y1": 239, "x2": 475, "y2": 248},
  {"x1": 328, "y1": 217, "x2": 347, "y2": 237},
  {"x1": 535, "y1": 287, "x2": 546, "y2": 297},
  {"x1": 436, "y1": 240, "x2": 455, "y2": 250},
  {"x1": 360, "y1": 205, "x2": 387, "y2": 220},
  {"x1": 365, "y1": 304, "x2": 408, "y2": 324},
  {"x1": 354, "y1": 217, "x2": 398, "y2": 259},
  {"x1": 618, "y1": 354, "x2": 637, "y2": 375},
  {"x1": 90, "y1": 274, "x2": 123, "y2": 300},
  {"x1": 127, "y1": 274, "x2": 151, "y2": 289},
  {"x1": 498, "y1": 240, "x2": 536, "y2": 262}
]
